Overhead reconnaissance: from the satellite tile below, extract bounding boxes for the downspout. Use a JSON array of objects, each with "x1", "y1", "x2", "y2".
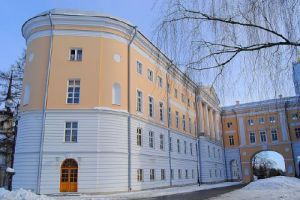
[
  {"x1": 127, "y1": 26, "x2": 137, "y2": 192},
  {"x1": 166, "y1": 64, "x2": 172, "y2": 187},
  {"x1": 195, "y1": 89, "x2": 202, "y2": 184},
  {"x1": 37, "y1": 11, "x2": 54, "y2": 194},
  {"x1": 233, "y1": 109, "x2": 243, "y2": 181},
  {"x1": 220, "y1": 112, "x2": 228, "y2": 181}
]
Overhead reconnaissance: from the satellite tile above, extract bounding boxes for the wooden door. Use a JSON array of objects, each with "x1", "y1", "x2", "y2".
[{"x1": 60, "y1": 159, "x2": 78, "y2": 192}]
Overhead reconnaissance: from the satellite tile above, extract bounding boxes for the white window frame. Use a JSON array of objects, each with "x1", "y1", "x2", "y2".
[
  {"x1": 189, "y1": 117, "x2": 192, "y2": 133},
  {"x1": 66, "y1": 79, "x2": 80, "y2": 104},
  {"x1": 149, "y1": 131, "x2": 154, "y2": 148},
  {"x1": 182, "y1": 114, "x2": 186, "y2": 131},
  {"x1": 174, "y1": 89, "x2": 178, "y2": 98},
  {"x1": 137, "y1": 169, "x2": 144, "y2": 182},
  {"x1": 160, "y1": 134, "x2": 164, "y2": 150},
  {"x1": 178, "y1": 169, "x2": 182, "y2": 179},
  {"x1": 260, "y1": 131, "x2": 267, "y2": 143},
  {"x1": 147, "y1": 68, "x2": 153, "y2": 81},
  {"x1": 148, "y1": 96, "x2": 154, "y2": 118},
  {"x1": 269, "y1": 116, "x2": 276, "y2": 123},
  {"x1": 190, "y1": 143, "x2": 193, "y2": 155},
  {"x1": 168, "y1": 107, "x2": 172, "y2": 126},
  {"x1": 292, "y1": 113, "x2": 299, "y2": 120},
  {"x1": 250, "y1": 132, "x2": 256, "y2": 144},
  {"x1": 158, "y1": 76, "x2": 163, "y2": 87},
  {"x1": 177, "y1": 139, "x2": 180, "y2": 153},
  {"x1": 185, "y1": 169, "x2": 188, "y2": 179},
  {"x1": 229, "y1": 135, "x2": 234, "y2": 145},
  {"x1": 227, "y1": 122, "x2": 233, "y2": 128},
  {"x1": 69, "y1": 48, "x2": 82, "y2": 61},
  {"x1": 176, "y1": 111, "x2": 179, "y2": 128},
  {"x1": 150, "y1": 169, "x2": 155, "y2": 181},
  {"x1": 169, "y1": 137, "x2": 173, "y2": 152},
  {"x1": 137, "y1": 128, "x2": 142, "y2": 146},
  {"x1": 112, "y1": 82, "x2": 121, "y2": 105},
  {"x1": 248, "y1": 119, "x2": 254, "y2": 126},
  {"x1": 159, "y1": 101, "x2": 164, "y2": 122},
  {"x1": 184, "y1": 141, "x2": 187, "y2": 154},
  {"x1": 161, "y1": 169, "x2": 166, "y2": 180},
  {"x1": 65, "y1": 121, "x2": 78, "y2": 142},
  {"x1": 271, "y1": 129, "x2": 278, "y2": 142},
  {"x1": 136, "y1": 90, "x2": 143, "y2": 113},
  {"x1": 137, "y1": 61, "x2": 143, "y2": 74},
  {"x1": 259, "y1": 117, "x2": 265, "y2": 124}
]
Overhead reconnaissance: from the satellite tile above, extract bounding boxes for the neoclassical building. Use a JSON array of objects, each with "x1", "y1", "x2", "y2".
[{"x1": 13, "y1": 9, "x2": 300, "y2": 194}]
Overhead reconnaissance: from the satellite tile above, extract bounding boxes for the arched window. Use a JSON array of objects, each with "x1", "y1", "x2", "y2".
[
  {"x1": 112, "y1": 82, "x2": 121, "y2": 105},
  {"x1": 23, "y1": 83, "x2": 31, "y2": 105}
]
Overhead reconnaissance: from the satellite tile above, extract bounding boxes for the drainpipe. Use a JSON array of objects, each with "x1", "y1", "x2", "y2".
[
  {"x1": 127, "y1": 26, "x2": 137, "y2": 192},
  {"x1": 37, "y1": 11, "x2": 54, "y2": 194},
  {"x1": 195, "y1": 89, "x2": 202, "y2": 184},
  {"x1": 166, "y1": 63, "x2": 172, "y2": 187}
]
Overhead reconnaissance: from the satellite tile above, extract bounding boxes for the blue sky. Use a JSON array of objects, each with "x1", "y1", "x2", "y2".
[
  {"x1": 0, "y1": 1, "x2": 295, "y2": 106},
  {"x1": 0, "y1": 0, "x2": 160, "y2": 71}
]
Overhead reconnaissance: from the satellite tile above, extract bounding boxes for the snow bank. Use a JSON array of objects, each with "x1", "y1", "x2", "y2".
[
  {"x1": 244, "y1": 176, "x2": 300, "y2": 190},
  {"x1": 0, "y1": 188, "x2": 53, "y2": 200},
  {"x1": 212, "y1": 176, "x2": 300, "y2": 200}
]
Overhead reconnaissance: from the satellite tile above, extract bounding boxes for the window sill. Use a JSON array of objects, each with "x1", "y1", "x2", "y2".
[{"x1": 112, "y1": 103, "x2": 121, "y2": 106}]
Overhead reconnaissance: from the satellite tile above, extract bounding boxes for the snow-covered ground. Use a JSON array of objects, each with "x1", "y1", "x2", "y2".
[
  {"x1": 0, "y1": 181, "x2": 239, "y2": 200},
  {"x1": 1, "y1": 177, "x2": 299, "y2": 200},
  {"x1": 211, "y1": 176, "x2": 300, "y2": 200}
]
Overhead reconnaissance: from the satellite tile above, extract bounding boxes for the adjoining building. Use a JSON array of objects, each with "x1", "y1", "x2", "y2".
[{"x1": 12, "y1": 9, "x2": 300, "y2": 194}]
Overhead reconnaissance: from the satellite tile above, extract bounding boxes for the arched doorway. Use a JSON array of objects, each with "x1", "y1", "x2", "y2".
[
  {"x1": 60, "y1": 159, "x2": 78, "y2": 192},
  {"x1": 251, "y1": 151, "x2": 285, "y2": 180},
  {"x1": 230, "y1": 159, "x2": 240, "y2": 181}
]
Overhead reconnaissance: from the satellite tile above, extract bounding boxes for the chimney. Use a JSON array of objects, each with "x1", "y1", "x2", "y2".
[{"x1": 236, "y1": 100, "x2": 240, "y2": 105}]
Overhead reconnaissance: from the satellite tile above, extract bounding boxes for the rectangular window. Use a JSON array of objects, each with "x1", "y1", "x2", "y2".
[
  {"x1": 181, "y1": 93, "x2": 185, "y2": 103},
  {"x1": 184, "y1": 141, "x2": 187, "y2": 154},
  {"x1": 271, "y1": 130, "x2": 278, "y2": 141},
  {"x1": 160, "y1": 134, "x2": 164, "y2": 150},
  {"x1": 159, "y1": 102, "x2": 164, "y2": 122},
  {"x1": 167, "y1": 83, "x2": 170, "y2": 93},
  {"x1": 209, "y1": 169, "x2": 212, "y2": 178},
  {"x1": 227, "y1": 122, "x2": 233, "y2": 128},
  {"x1": 65, "y1": 122, "x2": 78, "y2": 142},
  {"x1": 150, "y1": 169, "x2": 155, "y2": 181},
  {"x1": 174, "y1": 89, "x2": 178, "y2": 98},
  {"x1": 185, "y1": 169, "x2": 188, "y2": 179},
  {"x1": 147, "y1": 69, "x2": 153, "y2": 81},
  {"x1": 260, "y1": 131, "x2": 267, "y2": 143},
  {"x1": 70, "y1": 48, "x2": 82, "y2": 61},
  {"x1": 215, "y1": 169, "x2": 217, "y2": 177},
  {"x1": 250, "y1": 132, "x2": 256, "y2": 144},
  {"x1": 213, "y1": 147, "x2": 216, "y2": 158},
  {"x1": 269, "y1": 116, "x2": 276, "y2": 123},
  {"x1": 218, "y1": 149, "x2": 220, "y2": 159},
  {"x1": 295, "y1": 128, "x2": 300, "y2": 138},
  {"x1": 187, "y1": 98, "x2": 190, "y2": 107},
  {"x1": 149, "y1": 96, "x2": 154, "y2": 117},
  {"x1": 67, "y1": 80, "x2": 80, "y2": 104},
  {"x1": 208, "y1": 145, "x2": 211, "y2": 157},
  {"x1": 158, "y1": 76, "x2": 163, "y2": 87},
  {"x1": 137, "y1": 90, "x2": 143, "y2": 112},
  {"x1": 137, "y1": 169, "x2": 144, "y2": 182},
  {"x1": 137, "y1": 61, "x2": 143, "y2": 74},
  {"x1": 171, "y1": 169, "x2": 174, "y2": 179},
  {"x1": 248, "y1": 119, "x2": 254, "y2": 126},
  {"x1": 190, "y1": 143, "x2": 193, "y2": 155},
  {"x1": 149, "y1": 131, "x2": 154, "y2": 148},
  {"x1": 182, "y1": 115, "x2": 186, "y2": 131},
  {"x1": 292, "y1": 113, "x2": 299, "y2": 120},
  {"x1": 176, "y1": 111, "x2": 179, "y2": 128},
  {"x1": 177, "y1": 139, "x2": 180, "y2": 153},
  {"x1": 178, "y1": 169, "x2": 182, "y2": 179},
  {"x1": 189, "y1": 118, "x2": 192, "y2": 133},
  {"x1": 192, "y1": 169, "x2": 194, "y2": 179},
  {"x1": 168, "y1": 107, "x2": 172, "y2": 126},
  {"x1": 259, "y1": 117, "x2": 265, "y2": 124},
  {"x1": 229, "y1": 136, "x2": 234, "y2": 145},
  {"x1": 137, "y1": 128, "x2": 142, "y2": 146},
  {"x1": 169, "y1": 137, "x2": 173, "y2": 152},
  {"x1": 161, "y1": 169, "x2": 165, "y2": 180}
]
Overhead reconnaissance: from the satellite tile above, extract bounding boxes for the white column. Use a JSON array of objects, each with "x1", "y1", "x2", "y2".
[{"x1": 205, "y1": 103, "x2": 210, "y2": 137}]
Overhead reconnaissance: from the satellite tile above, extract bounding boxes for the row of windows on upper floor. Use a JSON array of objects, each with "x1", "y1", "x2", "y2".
[
  {"x1": 68, "y1": 48, "x2": 195, "y2": 108},
  {"x1": 137, "y1": 168, "x2": 195, "y2": 182},
  {"x1": 136, "y1": 127, "x2": 195, "y2": 155},
  {"x1": 136, "y1": 61, "x2": 195, "y2": 108},
  {"x1": 24, "y1": 79, "x2": 195, "y2": 133},
  {"x1": 228, "y1": 129, "x2": 279, "y2": 146},
  {"x1": 226, "y1": 116, "x2": 277, "y2": 128},
  {"x1": 207, "y1": 145, "x2": 223, "y2": 160}
]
